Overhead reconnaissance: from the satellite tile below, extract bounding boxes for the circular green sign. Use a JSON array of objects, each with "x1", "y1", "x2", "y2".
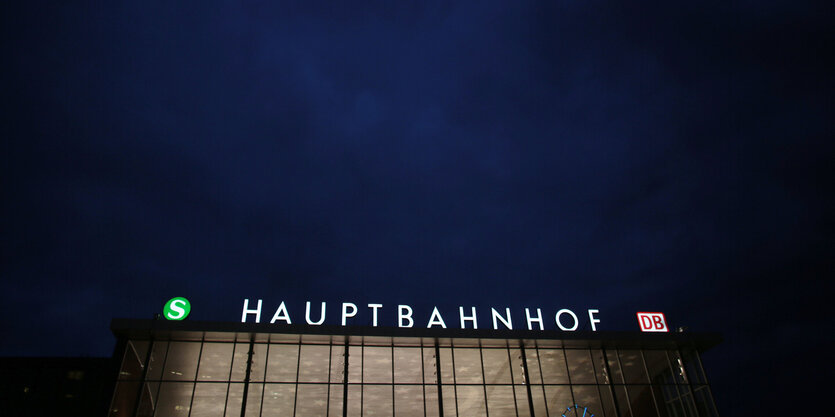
[{"x1": 163, "y1": 297, "x2": 191, "y2": 320}]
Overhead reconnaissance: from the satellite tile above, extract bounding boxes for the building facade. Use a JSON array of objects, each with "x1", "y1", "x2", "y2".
[{"x1": 109, "y1": 319, "x2": 720, "y2": 417}]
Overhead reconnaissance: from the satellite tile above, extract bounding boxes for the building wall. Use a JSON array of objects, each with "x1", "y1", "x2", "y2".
[{"x1": 109, "y1": 334, "x2": 718, "y2": 417}]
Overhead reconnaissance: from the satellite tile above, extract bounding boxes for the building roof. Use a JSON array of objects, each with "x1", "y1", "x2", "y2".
[{"x1": 111, "y1": 318, "x2": 722, "y2": 352}]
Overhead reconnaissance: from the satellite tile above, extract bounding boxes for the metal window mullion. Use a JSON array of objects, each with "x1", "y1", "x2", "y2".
[
  {"x1": 150, "y1": 339, "x2": 172, "y2": 417},
  {"x1": 504, "y1": 343, "x2": 520, "y2": 417},
  {"x1": 342, "y1": 340, "x2": 349, "y2": 417},
  {"x1": 451, "y1": 345, "x2": 459, "y2": 417},
  {"x1": 691, "y1": 348, "x2": 719, "y2": 416},
  {"x1": 534, "y1": 342, "x2": 549, "y2": 417},
  {"x1": 599, "y1": 347, "x2": 621, "y2": 417},
  {"x1": 562, "y1": 346, "x2": 576, "y2": 417},
  {"x1": 258, "y1": 341, "x2": 270, "y2": 417},
  {"x1": 420, "y1": 345, "x2": 427, "y2": 417},
  {"x1": 664, "y1": 350, "x2": 687, "y2": 416},
  {"x1": 519, "y1": 340, "x2": 536, "y2": 417},
  {"x1": 589, "y1": 349, "x2": 607, "y2": 417},
  {"x1": 222, "y1": 341, "x2": 237, "y2": 417},
  {"x1": 639, "y1": 350, "x2": 662, "y2": 417},
  {"x1": 291, "y1": 342, "x2": 302, "y2": 416},
  {"x1": 186, "y1": 336, "x2": 206, "y2": 417},
  {"x1": 435, "y1": 340, "x2": 444, "y2": 417},
  {"x1": 239, "y1": 338, "x2": 255, "y2": 417},
  {"x1": 326, "y1": 340, "x2": 332, "y2": 417},
  {"x1": 675, "y1": 348, "x2": 699, "y2": 417},
  {"x1": 391, "y1": 343, "x2": 396, "y2": 417},
  {"x1": 614, "y1": 349, "x2": 633, "y2": 417},
  {"x1": 131, "y1": 336, "x2": 156, "y2": 417},
  {"x1": 478, "y1": 342, "x2": 490, "y2": 417}
]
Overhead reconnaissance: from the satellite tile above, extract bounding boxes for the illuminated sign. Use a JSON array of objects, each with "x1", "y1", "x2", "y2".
[
  {"x1": 637, "y1": 312, "x2": 668, "y2": 332},
  {"x1": 240, "y1": 299, "x2": 602, "y2": 331},
  {"x1": 163, "y1": 297, "x2": 191, "y2": 321}
]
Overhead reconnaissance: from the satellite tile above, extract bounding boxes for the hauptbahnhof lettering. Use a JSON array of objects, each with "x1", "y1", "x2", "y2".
[{"x1": 106, "y1": 301, "x2": 721, "y2": 417}]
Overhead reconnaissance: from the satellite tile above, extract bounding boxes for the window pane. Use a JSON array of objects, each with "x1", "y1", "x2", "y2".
[
  {"x1": 146, "y1": 341, "x2": 169, "y2": 381},
  {"x1": 347, "y1": 385, "x2": 361, "y2": 417},
  {"x1": 523, "y1": 349, "x2": 542, "y2": 384},
  {"x1": 118, "y1": 340, "x2": 149, "y2": 380},
  {"x1": 439, "y1": 348, "x2": 454, "y2": 384},
  {"x1": 508, "y1": 348, "x2": 526, "y2": 384},
  {"x1": 108, "y1": 381, "x2": 139, "y2": 417},
  {"x1": 225, "y1": 383, "x2": 244, "y2": 417},
  {"x1": 330, "y1": 345, "x2": 346, "y2": 383},
  {"x1": 539, "y1": 349, "x2": 569, "y2": 384},
  {"x1": 230, "y1": 343, "x2": 250, "y2": 382},
  {"x1": 295, "y1": 384, "x2": 329, "y2": 417},
  {"x1": 605, "y1": 349, "x2": 624, "y2": 384},
  {"x1": 514, "y1": 385, "x2": 531, "y2": 417},
  {"x1": 298, "y1": 344, "x2": 331, "y2": 383},
  {"x1": 329, "y1": 383, "x2": 344, "y2": 416},
  {"x1": 163, "y1": 342, "x2": 201, "y2": 381},
  {"x1": 530, "y1": 386, "x2": 547, "y2": 417},
  {"x1": 566, "y1": 349, "x2": 596, "y2": 384},
  {"x1": 453, "y1": 348, "x2": 483, "y2": 384},
  {"x1": 423, "y1": 347, "x2": 438, "y2": 384},
  {"x1": 363, "y1": 346, "x2": 393, "y2": 384},
  {"x1": 154, "y1": 382, "x2": 193, "y2": 417},
  {"x1": 190, "y1": 383, "x2": 227, "y2": 417},
  {"x1": 482, "y1": 348, "x2": 512, "y2": 384},
  {"x1": 363, "y1": 385, "x2": 393, "y2": 417},
  {"x1": 543, "y1": 385, "x2": 573, "y2": 417},
  {"x1": 425, "y1": 385, "x2": 440, "y2": 417},
  {"x1": 248, "y1": 344, "x2": 269, "y2": 382},
  {"x1": 626, "y1": 385, "x2": 656, "y2": 416},
  {"x1": 197, "y1": 344, "x2": 234, "y2": 382},
  {"x1": 572, "y1": 386, "x2": 605, "y2": 417},
  {"x1": 394, "y1": 348, "x2": 423, "y2": 383},
  {"x1": 693, "y1": 386, "x2": 718, "y2": 417},
  {"x1": 442, "y1": 385, "x2": 457, "y2": 417},
  {"x1": 261, "y1": 384, "x2": 295, "y2": 416},
  {"x1": 619, "y1": 350, "x2": 648, "y2": 384},
  {"x1": 644, "y1": 350, "x2": 675, "y2": 385},
  {"x1": 455, "y1": 385, "x2": 487, "y2": 417},
  {"x1": 266, "y1": 344, "x2": 299, "y2": 382},
  {"x1": 485, "y1": 385, "x2": 515, "y2": 417},
  {"x1": 589, "y1": 349, "x2": 609, "y2": 384},
  {"x1": 394, "y1": 385, "x2": 424, "y2": 417},
  {"x1": 348, "y1": 346, "x2": 363, "y2": 383}
]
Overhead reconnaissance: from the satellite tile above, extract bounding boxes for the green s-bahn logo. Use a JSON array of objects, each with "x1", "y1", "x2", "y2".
[{"x1": 163, "y1": 297, "x2": 191, "y2": 320}]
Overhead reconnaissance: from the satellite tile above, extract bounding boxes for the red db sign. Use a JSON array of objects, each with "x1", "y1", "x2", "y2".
[{"x1": 637, "y1": 312, "x2": 668, "y2": 332}]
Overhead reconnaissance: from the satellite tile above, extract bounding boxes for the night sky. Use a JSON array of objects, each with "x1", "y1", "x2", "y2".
[{"x1": 2, "y1": 1, "x2": 832, "y2": 415}]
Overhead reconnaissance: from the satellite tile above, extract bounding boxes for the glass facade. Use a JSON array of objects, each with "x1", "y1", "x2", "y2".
[{"x1": 109, "y1": 328, "x2": 719, "y2": 417}]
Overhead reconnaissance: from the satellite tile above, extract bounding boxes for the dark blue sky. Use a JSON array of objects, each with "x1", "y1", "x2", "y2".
[{"x1": 2, "y1": 1, "x2": 832, "y2": 414}]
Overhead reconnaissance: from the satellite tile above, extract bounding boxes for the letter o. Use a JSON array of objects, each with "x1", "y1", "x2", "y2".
[{"x1": 555, "y1": 309, "x2": 579, "y2": 331}]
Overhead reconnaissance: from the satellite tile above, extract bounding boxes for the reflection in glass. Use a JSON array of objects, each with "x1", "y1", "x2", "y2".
[
  {"x1": 524, "y1": 349, "x2": 542, "y2": 384},
  {"x1": 453, "y1": 348, "x2": 483, "y2": 384},
  {"x1": 508, "y1": 348, "x2": 525, "y2": 384},
  {"x1": 539, "y1": 349, "x2": 569, "y2": 384},
  {"x1": 394, "y1": 348, "x2": 423, "y2": 383},
  {"x1": 439, "y1": 348, "x2": 454, "y2": 384},
  {"x1": 295, "y1": 384, "x2": 329, "y2": 417},
  {"x1": 330, "y1": 345, "x2": 346, "y2": 383},
  {"x1": 394, "y1": 385, "x2": 424, "y2": 417},
  {"x1": 224, "y1": 383, "x2": 244, "y2": 417},
  {"x1": 266, "y1": 344, "x2": 299, "y2": 382},
  {"x1": 425, "y1": 385, "x2": 440, "y2": 417},
  {"x1": 347, "y1": 385, "x2": 361, "y2": 417},
  {"x1": 423, "y1": 347, "x2": 437, "y2": 384},
  {"x1": 146, "y1": 341, "x2": 169, "y2": 381},
  {"x1": 543, "y1": 385, "x2": 573, "y2": 417},
  {"x1": 260, "y1": 384, "x2": 295, "y2": 416},
  {"x1": 514, "y1": 385, "x2": 531, "y2": 417},
  {"x1": 348, "y1": 346, "x2": 363, "y2": 383},
  {"x1": 363, "y1": 346, "x2": 393, "y2": 384},
  {"x1": 485, "y1": 385, "x2": 515, "y2": 417},
  {"x1": 197, "y1": 343, "x2": 234, "y2": 381},
  {"x1": 230, "y1": 343, "x2": 250, "y2": 382},
  {"x1": 118, "y1": 341, "x2": 149, "y2": 380},
  {"x1": 530, "y1": 385, "x2": 548, "y2": 417},
  {"x1": 572, "y1": 385, "x2": 605, "y2": 417},
  {"x1": 627, "y1": 385, "x2": 656, "y2": 416},
  {"x1": 442, "y1": 385, "x2": 457, "y2": 417},
  {"x1": 154, "y1": 382, "x2": 193, "y2": 417},
  {"x1": 566, "y1": 349, "x2": 596, "y2": 383},
  {"x1": 455, "y1": 385, "x2": 487, "y2": 417},
  {"x1": 244, "y1": 382, "x2": 262, "y2": 417},
  {"x1": 190, "y1": 382, "x2": 227, "y2": 417},
  {"x1": 298, "y1": 344, "x2": 331, "y2": 383},
  {"x1": 644, "y1": 350, "x2": 675, "y2": 385},
  {"x1": 482, "y1": 348, "x2": 512, "y2": 384},
  {"x1": 363, "y1": 385, "x2": 393, "y2": 416},
  {"x1": 619, "y1": 350, "x2": 649, "y2": 384},
  {"x1": 328, "y1": 383, "x2": 344, "y2": 416}
]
